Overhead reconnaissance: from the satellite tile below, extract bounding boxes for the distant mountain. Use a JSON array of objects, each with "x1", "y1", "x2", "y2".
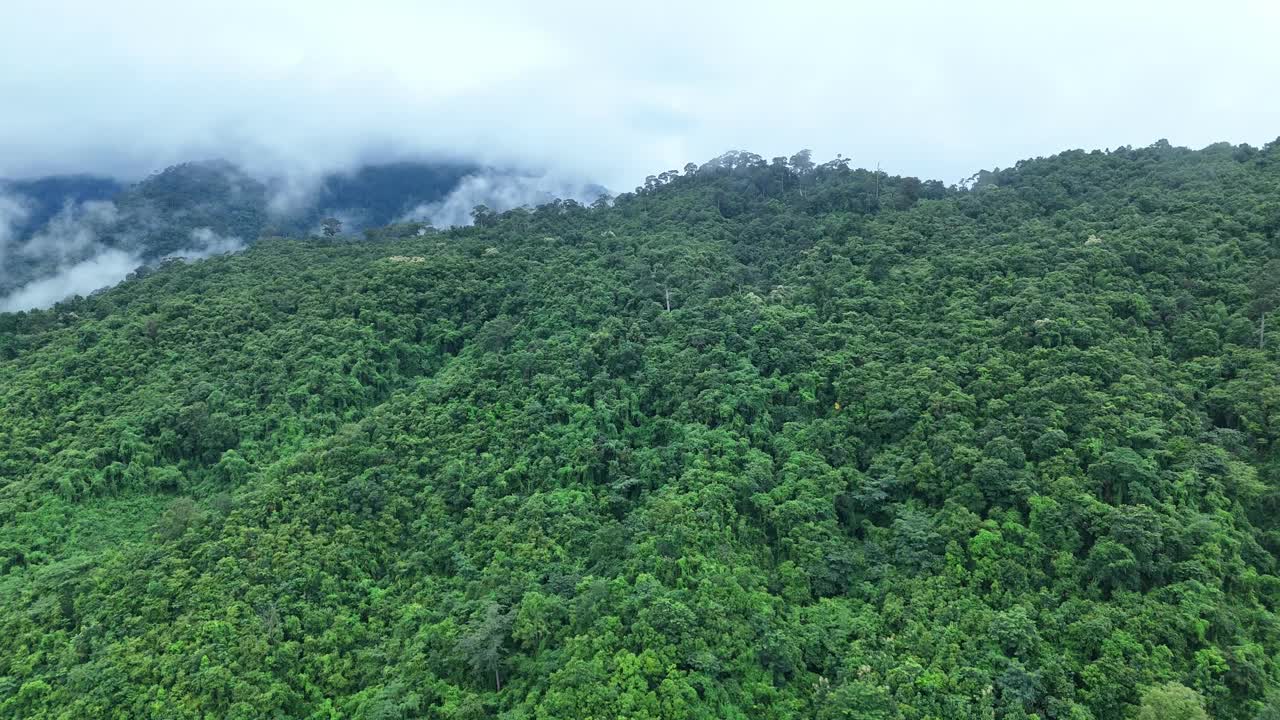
[
  {"x1": 0, "y1": 159, "x2": 605, "y2": 306},
  {"x1": 0, "y1": 174, "x2": 123, "y2": 239},
  {"x1": 293, "y1": 161, "x2": 480, "y2": 229},
  {"x1": 106, "y1": 160, "x2": 271, "y2": 258}
]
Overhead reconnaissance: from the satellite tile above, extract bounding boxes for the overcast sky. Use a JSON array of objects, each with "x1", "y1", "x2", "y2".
[{"x1": 2, "y1": 0, "x2": 1279, "y2": 189}]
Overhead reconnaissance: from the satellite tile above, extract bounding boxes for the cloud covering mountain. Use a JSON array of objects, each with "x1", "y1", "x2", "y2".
[
  {"x1": 0, "y1": 160, "x2": 603, "y2": 311},
  {"x1": 2, "y1": 1, "x2": 1278, "y2": 191}
]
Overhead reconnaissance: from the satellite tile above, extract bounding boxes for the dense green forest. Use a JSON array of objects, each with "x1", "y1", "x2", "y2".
[{"x1": 0, "y1": 140, "x2": 1278, "y2": 719}]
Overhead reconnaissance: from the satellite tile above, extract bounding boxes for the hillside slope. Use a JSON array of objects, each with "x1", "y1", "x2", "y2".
[{"x1": 0, "y1": 141, "x2": 1278, "y2": 719}]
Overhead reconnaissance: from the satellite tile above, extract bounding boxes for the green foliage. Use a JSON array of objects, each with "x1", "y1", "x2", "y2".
[
  {"x1": 1135, "y1": 682, "x2": 1209, "y2": 720},
  {"x1": 0, "y1": 140, "x2": 1278, "y2": 718}
]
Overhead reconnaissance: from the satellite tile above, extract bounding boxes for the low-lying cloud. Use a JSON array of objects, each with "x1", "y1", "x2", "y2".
[
  {"x1": 0, "y1": 248, "x2": 139, "y2": 313},
  {"x1": 0, "y1": 196, "x2": 123, "y2": 296},
  {"x1": 0, "y1": 197, "x2": 132, "y2": 311},
  {"x1": 179, "y1": 227, "x2": 245, "y2": 260},
  {"x1": 1, "y1": 158, "x2": 597, "y2": 311},
  {"x1": 0, "y1": 193, "x2": 31, "y2": 269},
  {"x1": 20, "y1": 200, "x2": 120, "y2": 265},
  {"x1": 400, "y1": 172, "x2": 603, "y2": 228},
  {"x1": 0, "y1": 216, "x2": 246, "y2": 312}
]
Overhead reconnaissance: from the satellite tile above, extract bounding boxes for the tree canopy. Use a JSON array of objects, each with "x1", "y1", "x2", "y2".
[{"x1": 0, "y1": 140, "x2": 1278, "y2": 719}]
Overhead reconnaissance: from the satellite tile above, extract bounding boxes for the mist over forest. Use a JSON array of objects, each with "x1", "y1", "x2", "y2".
[{"x1": 0, "y1": 160, "x2": 604, "y2": 311}]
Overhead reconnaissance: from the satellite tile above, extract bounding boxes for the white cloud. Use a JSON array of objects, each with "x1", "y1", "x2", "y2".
[
  {"x1": 0, "y1": 249, "x2": 141, "y2": 312},
  {"x1": 1, "y1": 1, "x2": 1277, "y2": 189},
  {"x1": 0, "y1": 223, "x2": 247, "y2": 312},
  {"x1": 176, "y1": 227, "x2": 245, "y2": 260},
  {"x1": 0, "y1": 199, "x2": 128, "y2": 310},
  {"x1": 0, "y1": 193, "x2": 33, "y2": 268},
  {"x1": 17, "y1": 200, "x2": 119, "y2": 265},
  {"x1": 400, "y1": 172, "x2": 601, "y2": 228}
]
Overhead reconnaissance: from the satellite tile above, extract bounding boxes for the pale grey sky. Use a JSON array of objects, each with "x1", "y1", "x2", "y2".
[{"x1": 2, "y1": 0, "x2": 1278, "y2": 188}]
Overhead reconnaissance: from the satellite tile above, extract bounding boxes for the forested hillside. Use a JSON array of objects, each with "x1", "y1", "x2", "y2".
[{"x1": 0, "y1": 140, "x2": 1278, "y2": 719}]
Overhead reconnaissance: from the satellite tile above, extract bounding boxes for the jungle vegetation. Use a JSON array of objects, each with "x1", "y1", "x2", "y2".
[{"x1": 0, "y1": 140, "x2": 1278, "y2": 719}]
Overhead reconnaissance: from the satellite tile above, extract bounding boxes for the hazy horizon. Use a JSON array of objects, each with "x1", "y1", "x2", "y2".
[{"x1": 3, "y1": 1, "x2": 1278, "y2": 190}]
